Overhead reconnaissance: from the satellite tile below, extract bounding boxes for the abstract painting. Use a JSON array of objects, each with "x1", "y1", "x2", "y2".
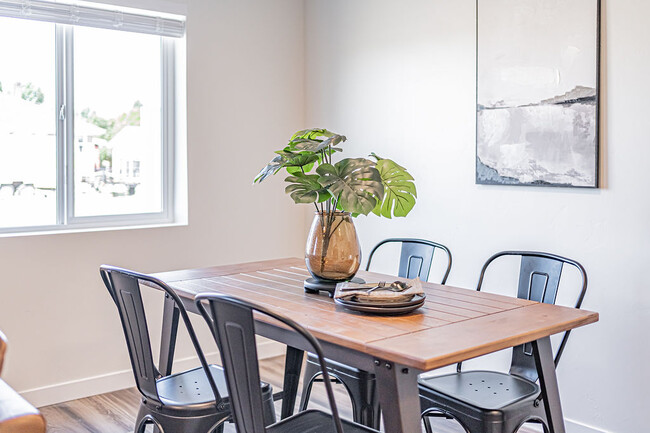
[{"x1": 476, "y1": 0, "x2": 600, "y2": 187}]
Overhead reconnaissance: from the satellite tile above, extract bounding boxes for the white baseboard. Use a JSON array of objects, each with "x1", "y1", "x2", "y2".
[
  {"x1": 520, "y1": 419, "x2": 608, "y2": 433},
  {"x1": 23, "y1": 340, "x2": 285, "y2": 408},
  {"x1": 566, "y1": 419, "x2": 611, "y2": 433}
]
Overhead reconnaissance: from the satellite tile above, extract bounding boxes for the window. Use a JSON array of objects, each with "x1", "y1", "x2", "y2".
[{"x1": 0, "y1": 1, "x2": 185, "y2": 233}]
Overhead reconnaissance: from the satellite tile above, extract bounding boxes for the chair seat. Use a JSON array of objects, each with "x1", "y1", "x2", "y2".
[
  {"x1": 157, "y1": 364, "x2": 270, "y2": 407},
  {"x1": 267, "y1": 409, "x2": 378, "y2": 433},
  {"x1": 418, "y1": 371, "x2": 539, "y2": 410}
]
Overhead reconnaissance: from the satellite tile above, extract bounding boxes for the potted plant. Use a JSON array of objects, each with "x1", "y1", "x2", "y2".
[{"x1": 254, "y1": 128, "x2": 417, "y2": 293}]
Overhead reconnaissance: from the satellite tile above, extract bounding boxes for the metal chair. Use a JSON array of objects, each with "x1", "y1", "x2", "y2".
[
  {"x1": 194, "y1": 292, "x2": 379, "y2": 433},
  {"x1": 100, "y1": 265, "x2": 275, "y2": 433},
  {"x1": 419, "y1": 251, "x2": 588, "y2": 433},
  {"x1": 300, "y1": 238, "x2": 452, "y2": 428}
]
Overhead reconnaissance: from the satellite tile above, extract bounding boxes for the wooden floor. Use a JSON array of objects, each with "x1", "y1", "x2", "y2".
[{"x1": 41, "y1": 356, "x2": 538, "y2": 432}]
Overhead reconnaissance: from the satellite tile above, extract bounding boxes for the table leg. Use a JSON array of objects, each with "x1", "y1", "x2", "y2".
[
  {"x1": 533, "y1": 337, "x2": 566, "y2": 433},
  {"x1": 159, "y1": 294, "x2": 180, "y2": 376},
  {"x1": 280, "y1": 346, "x2": 304, "y2": 419},
  {"x1": 374, "y1": 360, "x2": 421, "y2": 433}
]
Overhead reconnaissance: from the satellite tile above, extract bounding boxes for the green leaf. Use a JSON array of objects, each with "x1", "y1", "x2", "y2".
[
  {"x1": 254, "y1": 155, "x2": 283, "y2": 183},
  {"x1": 289, "y1": 139, "x2": 328, "y2": 152},
  {"x1": 291, "y1": 128, "x2": 336, "y2": 140},
  {"x1": 288, "y1": 134, "x2": 346, "y2": 153},
  {"x1": 319, "y1": 134, "x2": 346, "y2": 148},
  {"x1": 286, "y1": 162, "x2": 314, "y2": 175},
  {"x1": 372, "y1": 159, "x2": 417, "y2": 218},
  {"x1": 283, "y1": 152, "x2": 319, "y2": 168},
  {"x1": 284, "y1": 173, "x2": 331, "y2": 204},
  {"x1": 317, "y1": 158, "x2": 384, "y2": 215}
]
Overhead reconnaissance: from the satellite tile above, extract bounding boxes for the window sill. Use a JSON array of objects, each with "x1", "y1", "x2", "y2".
[{"x1": 0, "y1": 220, "x2": 188, "y2": 239}]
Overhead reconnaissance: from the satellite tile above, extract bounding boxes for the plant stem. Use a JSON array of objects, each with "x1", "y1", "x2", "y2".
[
  {"x1": 317, "y1": 143, "x2": 342, "y2": 275},
  {"x1": 320, "y1": 210, "x2": 335, "y2": 275},
  {"x1": 330, "y1": 218, "x2": 344, "y2": 236}
]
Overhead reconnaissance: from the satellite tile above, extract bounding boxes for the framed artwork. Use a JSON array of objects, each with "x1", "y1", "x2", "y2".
[{"x1": 476, "y1": 0, "x2": 600, "y2": 187}]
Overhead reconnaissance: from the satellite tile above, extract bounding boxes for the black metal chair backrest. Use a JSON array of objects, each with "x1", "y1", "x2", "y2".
[
  {"x1": 366, "y1": 238, "x2": 452, "y2": 284},
  {"x1": 472, "y1": 251, "x2": 588, "y2": 382},
  {"x1": 195, "y1": 292, "x2": 346, "y2": 433},
  {"x1": 100, "y1": 265, "x2": 221, "y2": 405}
]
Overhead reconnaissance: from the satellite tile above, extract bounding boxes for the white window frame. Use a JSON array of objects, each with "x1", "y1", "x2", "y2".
[{"x1": 0, "y1": 3, "x2": 184, "y2": 235}]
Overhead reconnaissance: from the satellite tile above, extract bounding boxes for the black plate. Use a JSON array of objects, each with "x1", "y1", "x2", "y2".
[
  {"x1": 335, "y1": 294, "x2": 426, "y2": 308},
  {"x1": 334, "y1": 295, "x2": 426, "y2": 315}
]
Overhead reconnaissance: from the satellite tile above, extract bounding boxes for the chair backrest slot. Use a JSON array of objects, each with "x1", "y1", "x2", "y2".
[
  {"x1": 208, "y1": 301, "x2": 264, "y2": 433},
  {"x1": 119, "y1": 290, "x2": 154, "y2": 383},
  {"x1": 106, "y1": 271, "x2": 160, "y2": 401},
  {"x1": 518, "y1": 256, "x2": 563, "y2": 304}
]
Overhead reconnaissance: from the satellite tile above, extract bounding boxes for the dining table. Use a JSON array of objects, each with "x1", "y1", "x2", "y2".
[{"x1": 149, "y1": 257, "x2": 598, "y2": 433}]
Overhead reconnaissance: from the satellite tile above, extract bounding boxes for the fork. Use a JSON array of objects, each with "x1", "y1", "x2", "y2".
[{"x1": 365, "y1": 281, "x2": 411, "y2": 294}]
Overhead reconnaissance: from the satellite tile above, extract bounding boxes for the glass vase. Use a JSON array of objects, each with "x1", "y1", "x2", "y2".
[{"x1": 305, "y1": 211, "x2": 361, "y2": 281}]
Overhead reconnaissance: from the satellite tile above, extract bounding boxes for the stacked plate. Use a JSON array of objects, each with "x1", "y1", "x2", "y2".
[{"x1": 334, "y1": 294, "x2": 426, "y2": 315}]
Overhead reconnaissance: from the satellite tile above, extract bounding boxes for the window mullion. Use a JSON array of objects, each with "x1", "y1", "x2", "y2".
[
  {"x1": 55, "y1": 24, "x2": 65, "y2": 225},
  {"x1": 162, "y1": 37, "x2": 175, "y2": 221},
  {"x1": 64, "y1": 26, "x2": 75, "y2": 223}
]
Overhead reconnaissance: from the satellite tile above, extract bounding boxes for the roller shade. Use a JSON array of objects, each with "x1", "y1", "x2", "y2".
[{"x1": 0, "y1": 0, "x2": 185, "y2": 37}]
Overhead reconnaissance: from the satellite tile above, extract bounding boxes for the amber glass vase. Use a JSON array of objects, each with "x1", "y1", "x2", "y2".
[{"x1": 305, "y1": 211, "x2": 361, "y2": 281}]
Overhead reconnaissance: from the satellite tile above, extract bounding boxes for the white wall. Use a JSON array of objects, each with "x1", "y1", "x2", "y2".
[
  {"x1": 2, "y1": 2, "x2": 648, "y2": 431},
  {"x1": 304, "y1": 1, "x2": 649, "y2": 432},
  {"x1": 0, "y1": 0, "x2": 306, "y2": 407}
]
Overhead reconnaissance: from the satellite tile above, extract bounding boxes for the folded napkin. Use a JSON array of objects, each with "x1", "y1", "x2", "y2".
[{"x1": 334, "y1": 278, "x2": 424, "y2": 304}]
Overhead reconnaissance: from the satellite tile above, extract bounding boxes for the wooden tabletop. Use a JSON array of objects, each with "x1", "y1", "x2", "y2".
[{"x1": 152, "y1": 258, "x2": 598, "y2": 371}]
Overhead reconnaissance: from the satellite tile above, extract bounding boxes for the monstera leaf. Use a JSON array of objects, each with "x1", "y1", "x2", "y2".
[
  {"x1": 316, "y1": 158, "x2": 384, "y2": 215},
  {"x1": 278, "y1": 151, "x2": 320, "y2": 175},
  {"x1": 284, "y1": 173, "x2": 331, "y2": 204},
  {"x1": 254, "y1": 155, "x2": 284, "y2": 184},
  {"x1": 371, "y1": 156, "x2": 417, "y2": 218},
  {"x1": 291, "y1": 128, "x2": 335, "y2": 140},
  {"x1": 279, "y1": 152, "x2": 319, "y2": 167},
  {"x1": 287, "y1": 134, "x2": 347, "y2": 153}
]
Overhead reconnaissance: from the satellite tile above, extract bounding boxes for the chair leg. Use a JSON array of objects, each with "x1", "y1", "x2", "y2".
[
  {"x1": 136, "y1": 418, "x2": 148, "y2": 433},
  {"x1": 135, "y1": 405, "x2": 155, "y2": 433},
  {"x1": 263, "y1": 389, "x2": 277, "y2": 425},
  {"x1": 337, "y1": 371, "x2": 380, "y2": 429},
  {"x1": 301, "y1": 357, "x2": 380, "y2": 429},
  {"x1": 299, "y1": 359, "x2": 322, "y2": 411},
  {"x1": 422, "y1": 410, "x2": 473, "y2": 433},
  {"x1": 136, "y1": 414, "x2": 165, "y2": 433},
  {"x1": 422, "y1": 414, "x2": 434, "y2": 433},
  {"x1": 136, "y1": 402, "x2": 231, "y2": 433}
]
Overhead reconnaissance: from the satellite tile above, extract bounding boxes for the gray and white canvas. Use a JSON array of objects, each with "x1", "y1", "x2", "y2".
[{"x1": 476, "y1": 0, "x2": 599, "y2": 187}]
